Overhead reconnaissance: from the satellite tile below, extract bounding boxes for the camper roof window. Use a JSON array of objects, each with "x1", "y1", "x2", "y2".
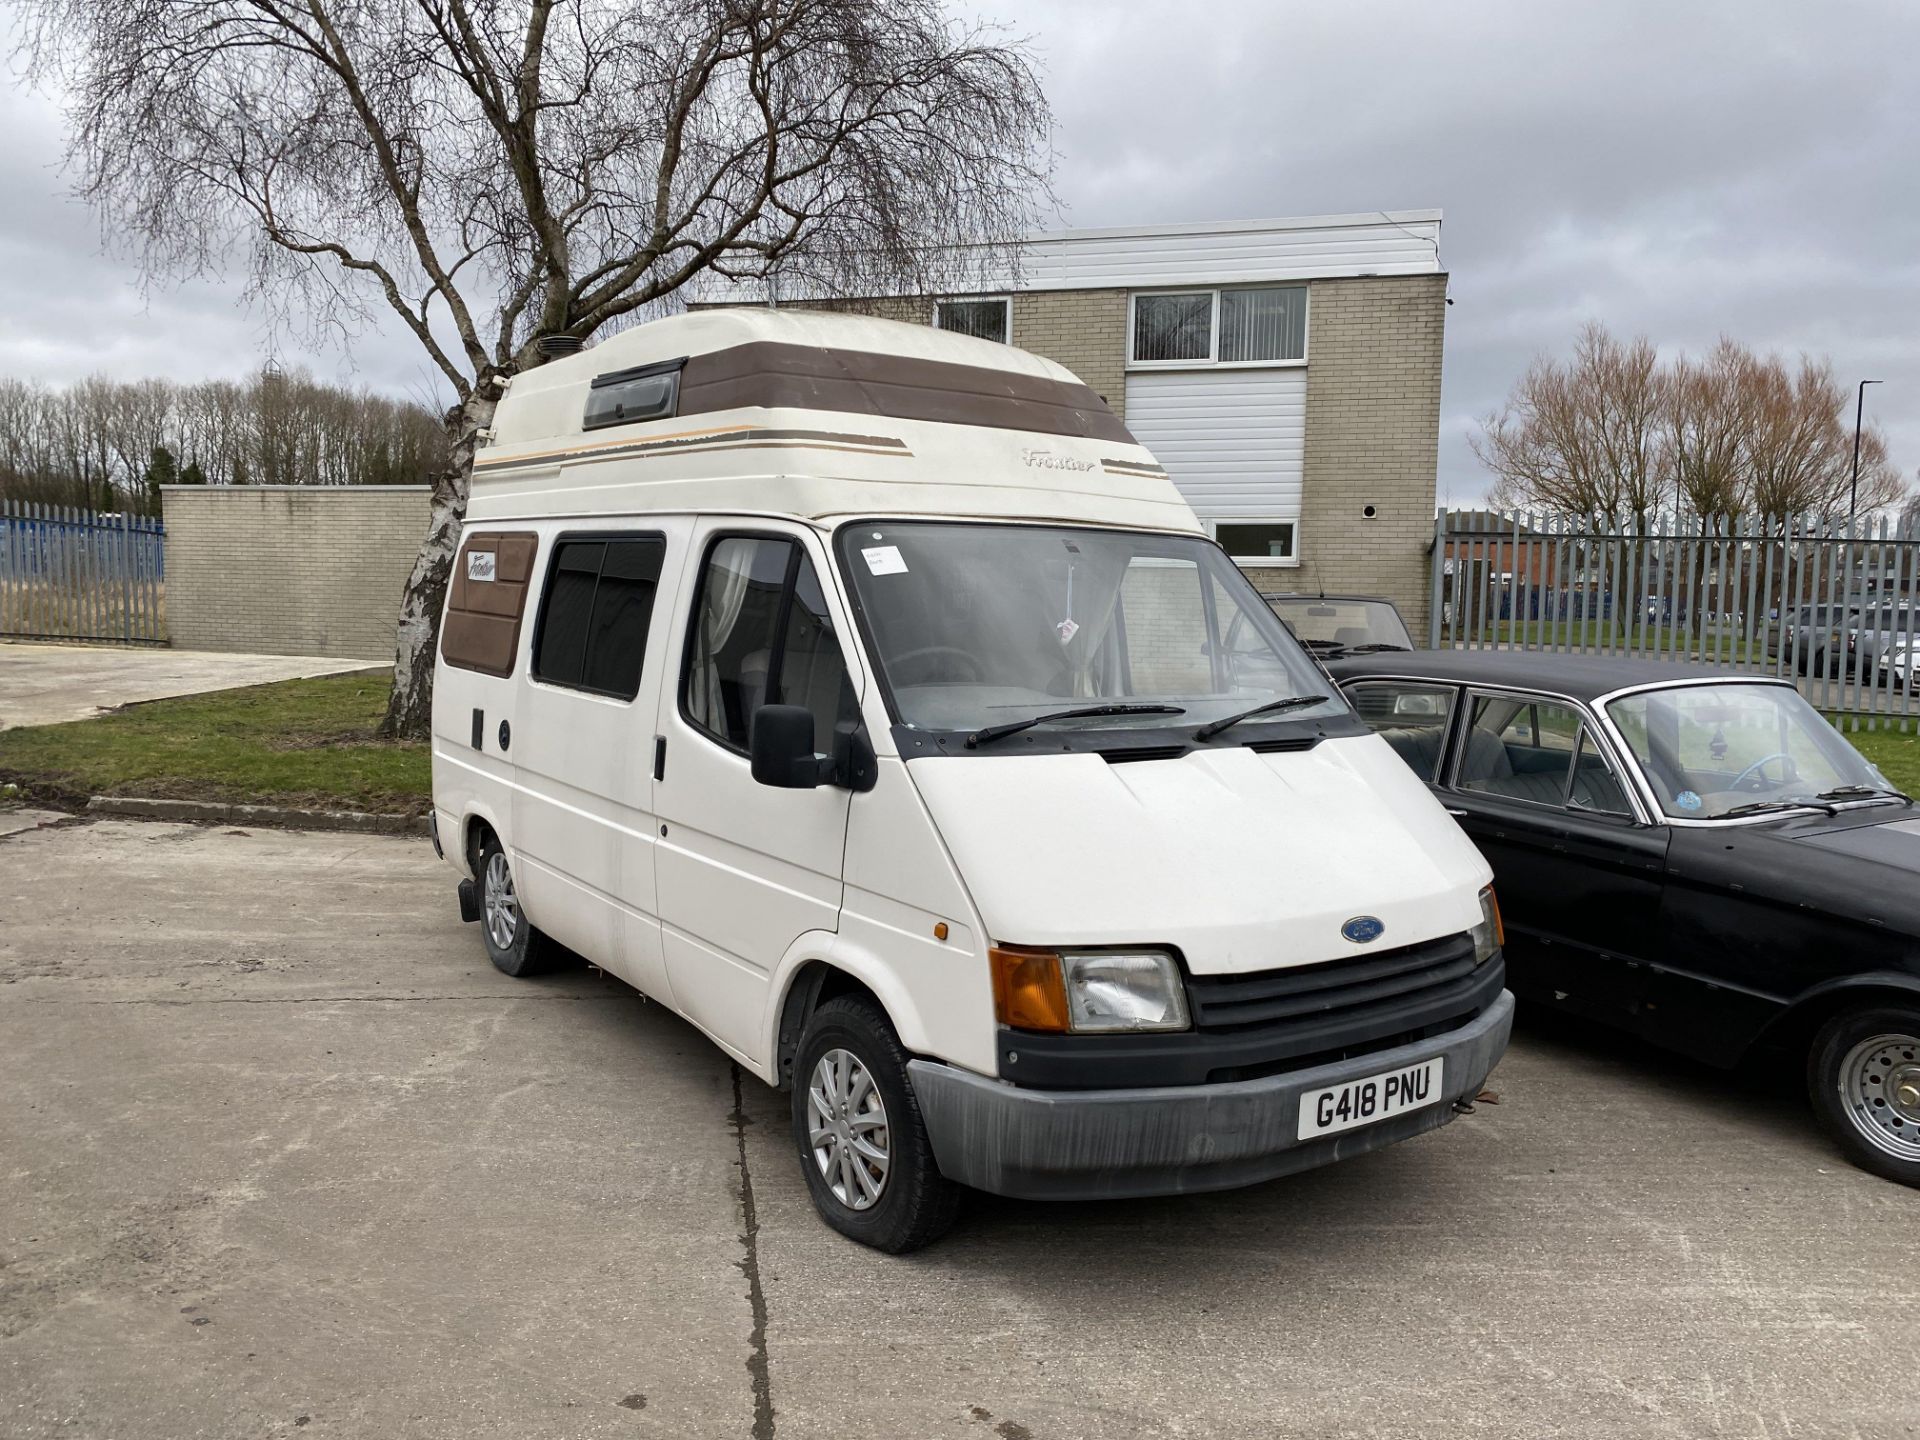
[{"x1": 583, "y1": 361, "x2": 683, "y2": 431}]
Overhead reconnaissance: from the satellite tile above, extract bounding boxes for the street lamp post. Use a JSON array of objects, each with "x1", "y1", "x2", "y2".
[{"x1": 1850, "y1": 378, "x2": 1883, "y2": 519}]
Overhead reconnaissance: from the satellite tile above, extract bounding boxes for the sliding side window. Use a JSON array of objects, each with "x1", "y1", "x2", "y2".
[{"x1": 531, "y1": 535, "x2": 666, "y2": 701}]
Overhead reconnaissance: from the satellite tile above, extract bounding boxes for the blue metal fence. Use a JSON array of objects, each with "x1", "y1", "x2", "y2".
[{"x1": 0, "y1": 500, "x2": 166, "y2": 644}]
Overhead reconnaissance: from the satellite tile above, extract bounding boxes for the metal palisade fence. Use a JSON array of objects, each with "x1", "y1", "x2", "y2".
[
  {"x1": 0, "y1": 500, "x2": 166, "y2": 645},
  {"x1": 1431, "y1": 509, "x2": 1920, "y2": 732}
]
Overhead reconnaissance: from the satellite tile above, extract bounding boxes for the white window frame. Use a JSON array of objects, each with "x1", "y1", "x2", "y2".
[
  {"x1": 931, "y1": 295, "x2": 1012, "y2": 344},
  {"x1": 1208, "y1": 517, "x2": 1301, "y2": 567},
  {"x1": 1127, "y1": 286, "x2": 1310, "y2": 370}
]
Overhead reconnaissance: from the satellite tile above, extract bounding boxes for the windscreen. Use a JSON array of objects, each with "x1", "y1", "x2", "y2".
[
  {"x1": 837, "y1": 522, "x2": 1344, "y2": 736},
  {"x1": 1607, "y1": 683, "x2": 1893, "y2": 819},
  {"x1": 1266, "y1": 597, "x2": 1414, "y2": 654}
]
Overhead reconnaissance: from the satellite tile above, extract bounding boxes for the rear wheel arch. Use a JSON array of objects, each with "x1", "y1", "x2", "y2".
[{"x1": 462, "y1": 811, "x2": 503, "y2": 880}]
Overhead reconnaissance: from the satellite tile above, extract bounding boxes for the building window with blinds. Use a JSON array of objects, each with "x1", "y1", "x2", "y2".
[
  {"x1": 933, "y1": 297, "x2": 1011, "y2": 344},
  {"x1": 1130, "y1": 286, "x2": 1307, "y2": 367}
]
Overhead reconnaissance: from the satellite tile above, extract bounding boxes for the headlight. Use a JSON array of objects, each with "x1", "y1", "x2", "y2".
[
  {"x1": 989, "y1": 946, "x2": 1191, "y2": 1033},
  {"x1": 1470, "y1": 886, "x2": 1503, "y2": 966}
]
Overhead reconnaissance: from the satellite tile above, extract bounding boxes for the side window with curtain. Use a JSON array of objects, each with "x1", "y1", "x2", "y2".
[
  {"x1": 684, "y1": 535, "x2": 853, "y2": 753},
  {"x1": 531, "y1": 535, "x2": 665, "y2": 700}
]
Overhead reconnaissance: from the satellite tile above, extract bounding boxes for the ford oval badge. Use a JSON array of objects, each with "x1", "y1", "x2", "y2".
[{"x1": 1342, "y1": 916, "x2": 1385, "y2": 945}]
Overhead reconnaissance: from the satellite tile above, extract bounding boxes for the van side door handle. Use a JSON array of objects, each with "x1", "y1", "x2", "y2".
[{"x1": 653, "y1": 735, "x2": 666, "y2": 782}]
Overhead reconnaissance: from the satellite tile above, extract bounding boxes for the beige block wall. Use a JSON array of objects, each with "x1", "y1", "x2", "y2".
[
  {"x1": 161, "y1": 486, "x2": 431, "y2": 659},
  {"x1": 1286, "y1": 274, "x2": 1447, "y2": 639},
  {"x1": 1009, "y1": 290, "x2": 1130, "y2": 417}
]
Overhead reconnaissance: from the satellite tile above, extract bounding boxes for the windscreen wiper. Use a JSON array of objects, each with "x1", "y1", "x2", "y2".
[
  {"x1": 1341, "y1": 643, "x2": 1410, "y2": 654},
  {"x1": 1193, "y1": 694, "x2": 1329, "y2": 742},
  {"x1": 965, "y1": 704, "x2": 1186, "y2": 748},
  {"x1": 1814, "y1": 784, "x2": 1913, "y2": 804},
  {"x1": 1720, "y1": 798, "x2": 1838, "y2": 819}
]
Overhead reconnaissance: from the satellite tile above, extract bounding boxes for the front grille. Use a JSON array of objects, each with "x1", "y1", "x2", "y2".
[
  {"x1": 1187, "y1": 932, "x2": 1480, "y2": 1032},
  {"x1": 996, "y1": 933, "x2": 1503, "y2": 1090}
]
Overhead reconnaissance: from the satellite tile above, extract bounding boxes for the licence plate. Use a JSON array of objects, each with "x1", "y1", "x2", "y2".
[{"x1": 1297, "y1": 1057, "x2": 1444, "y2": 1140}]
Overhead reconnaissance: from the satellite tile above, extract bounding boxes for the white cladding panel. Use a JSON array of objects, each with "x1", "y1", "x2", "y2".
[
  {"x1": 1123, "y1": 369, "x2": 1305, "y2": 520},
  {"x1": 1019, "y1": 212, "x2": 1442, "y2": 290}
]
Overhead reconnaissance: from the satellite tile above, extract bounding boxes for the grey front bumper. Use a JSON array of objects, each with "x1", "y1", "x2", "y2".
[{"x1": 908, "y1": 990, "x2": 1513, "y2": 1201}]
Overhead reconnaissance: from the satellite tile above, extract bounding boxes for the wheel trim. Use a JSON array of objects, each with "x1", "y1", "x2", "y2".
[
  {"x1": 1837, "y1": 1032, "x2": 1920, "y2": 1164},
  {"x1": 806, "y1": 1048, "x2": 891, "y2": 1211},
  {"x1": 483, "y1": 851, "x2": 519, "y2": 952}
]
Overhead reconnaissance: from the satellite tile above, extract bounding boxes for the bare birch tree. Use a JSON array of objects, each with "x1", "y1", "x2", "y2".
[{"x1": 18, "y1": 0, "x2": 1051, "y2": 735}]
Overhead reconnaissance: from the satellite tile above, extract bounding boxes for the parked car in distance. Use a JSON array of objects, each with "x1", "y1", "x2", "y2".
[
  {"x1": 1878, "y1": 636, "x2": 1917, "y2": 692},
  {"x1": 1263, "y1": 593, "x2": 1415, "y2": 659},
  {"x1": 1768, "y1": 602, "x2": 1859, "y2": 676},
  {"x1": 1850, "y1": 604, "x2": 1920, "y2": 681},
  {"x1": 1329, "y1": 648, "x2": 1920, "y2": 1187}
]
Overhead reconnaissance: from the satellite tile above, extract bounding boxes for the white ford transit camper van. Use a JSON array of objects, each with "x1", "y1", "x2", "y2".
[{"x1": 430, "y1": 310, "x2": 1511, "y2": 1252}]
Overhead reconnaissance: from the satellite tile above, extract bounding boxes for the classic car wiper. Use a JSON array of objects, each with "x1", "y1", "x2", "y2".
[
  {"x1": 1193, "y1": 693, "x2": 1329, "y2": 741},
  {"x1": 1341, "y1": 643, "x2": 1410, "y2": 654},
  {"x1": 965, "y1": 704, "x2": 1186, "y2": 748},
  {"x1": 1719, "y1": 799, "x2": 1838, "y2": 819},
  {"x1": 1813, "y1": 785, "x2": 1913, "y2": 805}
]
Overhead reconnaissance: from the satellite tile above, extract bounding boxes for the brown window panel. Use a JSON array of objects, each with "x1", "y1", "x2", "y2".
[{"x1": 442, "y1": 531, "x2": 539, "y2": 677}]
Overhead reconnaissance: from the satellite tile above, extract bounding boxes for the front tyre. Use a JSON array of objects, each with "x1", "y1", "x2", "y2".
[
  {"x1": 791, "y1": 996, "x2": 961, "y2": 1253},
  {"x1": 476, "y1": 833, "x2": 556, "y2": 978},
  {"x1": 1808, "y1": 1006, "x2": 1920, "y2": 1186}
]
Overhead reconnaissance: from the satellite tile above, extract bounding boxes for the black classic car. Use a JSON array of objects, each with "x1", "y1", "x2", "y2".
[{"x1": 1328, "y1": 649, "x2": 1920, "y2": 1187}]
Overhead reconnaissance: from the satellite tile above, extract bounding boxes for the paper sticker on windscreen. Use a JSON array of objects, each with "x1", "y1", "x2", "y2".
[{"x1": 862, "y1": 546, "x2": 909, "y2": 576}]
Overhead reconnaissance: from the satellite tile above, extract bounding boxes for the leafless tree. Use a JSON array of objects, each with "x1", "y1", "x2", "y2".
[
  {"x1": 0, "y1": 368, "x2": 445, "y2": 506},
  {"x1": 1740, "y1": 354, "x2": 1901, "y2": 521},
  {"x1": 18, "y1": 0, "x2": 1053, "y2": 736},
  {"x1": 1666, "y1": 338, "x2": 1749, "y2": 524},
  {"x1": 1474, "y1": 323, "x2": 1670, "y2": 528},
  {"x1": 1477, "y1": 324, "x2": 1907, "y2": 527}
]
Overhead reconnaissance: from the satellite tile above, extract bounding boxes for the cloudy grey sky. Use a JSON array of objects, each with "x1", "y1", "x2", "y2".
[{"x1": 1, "y1": 0, "x2": 1914, "y2": 503}]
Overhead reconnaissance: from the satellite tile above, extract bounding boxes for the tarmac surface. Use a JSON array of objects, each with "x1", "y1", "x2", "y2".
[
  {"x1": 0, "y1": 642, "x2": 378, "y2": 728},
  {"x1": 2, "y1": 816, "x2": 1916, "y2": 1439}
]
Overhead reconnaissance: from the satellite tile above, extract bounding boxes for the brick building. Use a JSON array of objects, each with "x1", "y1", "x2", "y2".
[{"x1": 726, "y1": 211, "x2": 1448, "y2": 631}]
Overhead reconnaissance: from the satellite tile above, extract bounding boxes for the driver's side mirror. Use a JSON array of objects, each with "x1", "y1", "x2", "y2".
[{"x1": 750, "y1": 704, "x2": 836, "y2": 789}]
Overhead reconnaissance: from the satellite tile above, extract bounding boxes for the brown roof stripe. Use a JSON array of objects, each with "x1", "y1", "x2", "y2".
[{"x1": 677, "y1": 341, "x2": 1138, "y2": 445}]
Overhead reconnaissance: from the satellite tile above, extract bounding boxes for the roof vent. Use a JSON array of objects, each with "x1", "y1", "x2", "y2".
[{"x1": 536, "y1": 334, "x2": 585, "y2": 358}]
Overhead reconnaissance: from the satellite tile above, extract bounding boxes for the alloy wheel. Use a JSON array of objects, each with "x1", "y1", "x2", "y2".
[
  {"x1": 806, "y1": 1048, "x2": 891, "y2": 1210},
  {"x1": 483, "y1": 850, "x2": 519, "y2": 952}
]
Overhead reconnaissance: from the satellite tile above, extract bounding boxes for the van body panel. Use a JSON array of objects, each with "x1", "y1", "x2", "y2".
[
  {"x1": 905, "y1": 735, "x2": 1492, "y2": 973},
  {"x1": 429, "y1": 652, "x2": 519, "y2": 872},
  {"x1": 652, "y1": 519, "x2": 855, "y2": 1068},
  {"x1": 499, "y1": 516, "x2": 687, "y2": 998},
  {"x1": 826, "y1": 753, "x2": 997, "y2": 1076}
]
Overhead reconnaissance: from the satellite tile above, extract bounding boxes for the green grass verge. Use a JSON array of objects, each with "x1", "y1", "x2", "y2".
[
  {"x1": 1844, "y1": 727, "x2": 1920, "y2": 796},
  {"x1": 0, "y1": 670, "x2": 428, "y2": 814}
]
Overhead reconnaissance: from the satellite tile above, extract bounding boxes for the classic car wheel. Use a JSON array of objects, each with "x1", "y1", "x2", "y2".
[{"x1": 1808, "y1": 1006, "x2": 1920, "y2": 1186}]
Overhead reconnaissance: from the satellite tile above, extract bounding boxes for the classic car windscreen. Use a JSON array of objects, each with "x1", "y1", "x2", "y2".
[
  {"x1": 1607, "y1": 683, "x2": 1893, "y2": 819},
  {"x1": 838, "y1": 522, "x2": 1343, "y2": 735},
  {"x1": 1268, "y1": 596, "x2": 1413, "y2": 655}
]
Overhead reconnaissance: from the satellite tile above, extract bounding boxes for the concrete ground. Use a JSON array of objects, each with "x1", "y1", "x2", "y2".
[
  {"x1": 2, "y1": 819, "x2": 1915, "y2": 1440},
  {"x1": 0, "y1": 643, "x2": 380, "y2": 728}
]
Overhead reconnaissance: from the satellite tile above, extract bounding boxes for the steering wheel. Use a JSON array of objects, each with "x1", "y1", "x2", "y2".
[
  {"x1": 887, "y1": 645, "x2": 986, "y2": 685},
  {"x1": 1730, "y1": 752, "x2": 1796, "y2": 793}
]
